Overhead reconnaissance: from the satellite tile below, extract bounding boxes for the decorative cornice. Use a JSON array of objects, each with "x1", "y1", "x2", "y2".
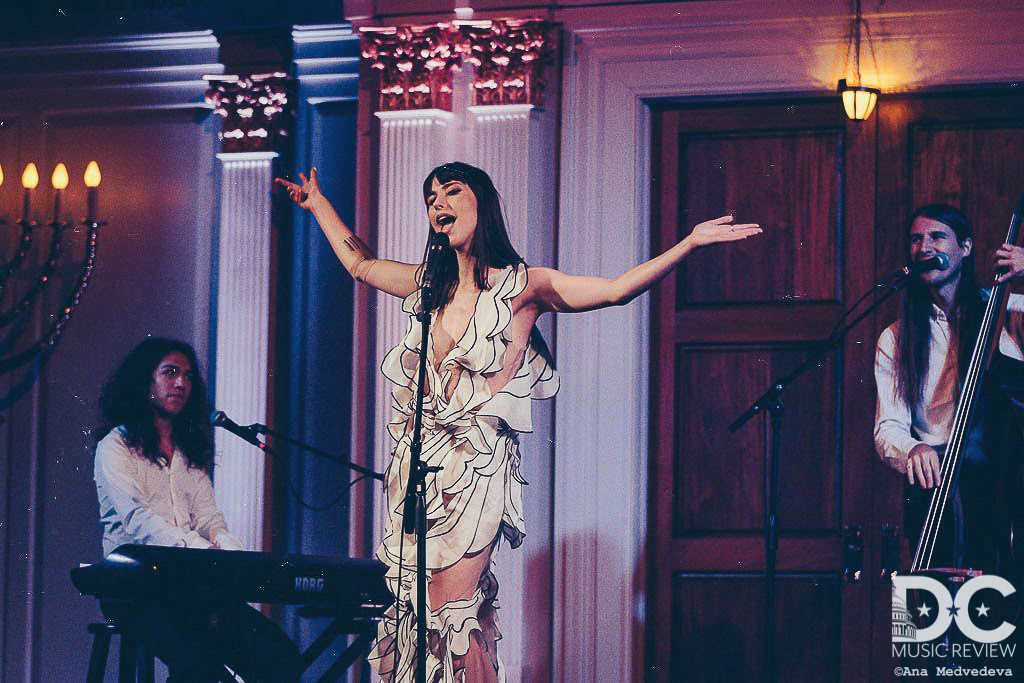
[
  {"x1": 0, "y1": 31, "x2": 219, "y2": 57},
  {"x1": 0, "y1": 31, "x2": 221, "y2": 111},
  {"x1": 374, "y1": 108, "x2": 454, "y2": 121},
  {"x1": 467, "y1": 103, "x2": 535, "y2": 116},
  {"x1": 292, "y1": 25, "x2": 359, "y2": 44},
  {"x1": 204, "y1": 72, "x2": 292, "y2": 153},
  {"x1": 359, "y1": 18, "x2": 556, "y2": 112},
  {"x1": 216, "y1": 152, "x2": 280, "y2": 161}
]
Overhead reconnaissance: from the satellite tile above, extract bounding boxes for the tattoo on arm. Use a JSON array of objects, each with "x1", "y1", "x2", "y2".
[
  {"x1": 343, "y1": 233, "x2": 372, "y2": 255},
  {"x1": 342, "y1": 233, "x2": 375, "y2": 282}
]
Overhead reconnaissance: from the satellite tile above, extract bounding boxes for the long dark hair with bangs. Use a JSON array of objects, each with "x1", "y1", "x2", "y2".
[
  {"x1": 93, "y1": 338, "x2": 213, "y2": 471},
  {"x1": 421, "y1": 161, "x2": 553, "y2": 366},
  {"x1": 421, "y1": 162, "x2": 525, "y2": 306},
  {"x1": 896, "y1": 204, "x2": 984, "y2": 407}
]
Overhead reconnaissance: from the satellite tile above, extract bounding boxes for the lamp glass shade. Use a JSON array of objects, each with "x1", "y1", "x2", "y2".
[{"x1": 841, "y1": 87, "x2": 878, "y2": 120}]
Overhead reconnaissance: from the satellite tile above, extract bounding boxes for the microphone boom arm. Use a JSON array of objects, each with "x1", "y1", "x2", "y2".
[{"x1": 211, "y1": 411, "x2": 383, "y2": 482}]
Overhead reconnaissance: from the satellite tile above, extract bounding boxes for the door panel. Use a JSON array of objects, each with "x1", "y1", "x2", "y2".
[
  {"x1": 680, "y1": 130, "x2": 842, "y2": 305},
  {"x1": 674, "y1": 347, "x2": 839, "y2": 533}
]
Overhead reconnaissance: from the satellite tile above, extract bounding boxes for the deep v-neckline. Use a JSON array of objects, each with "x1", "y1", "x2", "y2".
[{"x1": 430, "y1": 289, "x2": 483, "y2": 372}]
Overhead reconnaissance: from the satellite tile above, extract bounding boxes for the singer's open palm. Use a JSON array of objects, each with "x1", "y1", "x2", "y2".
[{"x1": 687, "y1": 215, "x2": 762, "y2": 248}]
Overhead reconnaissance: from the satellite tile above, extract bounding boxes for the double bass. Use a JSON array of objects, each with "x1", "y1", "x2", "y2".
[{"x1": 903, "y1": 196, "x2": 1024, "y2": 670}]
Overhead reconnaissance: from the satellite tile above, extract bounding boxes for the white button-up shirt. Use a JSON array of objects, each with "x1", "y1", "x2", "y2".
[
  {"x1": 874, "y1": 293, "x2": 1024, "y2": 473},
  {"x1": 94, "y1": 427, "x2": 243, "y2": 556}
]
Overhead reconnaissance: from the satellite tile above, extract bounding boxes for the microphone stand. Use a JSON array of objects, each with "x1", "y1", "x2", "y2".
[
  {"x1": 729, "y1": 266, "x2": 917, "y2": 683},
  {"x1": 404, "y1": 279, "x2": 442, "y2": 683},
  {"x1": 399, "y1": 231, "x2": 449, "y2": 683}
]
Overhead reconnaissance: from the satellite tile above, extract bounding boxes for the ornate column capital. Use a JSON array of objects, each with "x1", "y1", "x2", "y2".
[
  {"x1": 457, "y1": 18, "x2": 556, "y2": 107},
  {"x1": 359, "y1": 18, "x2": 557, "y2": 112},
  {"x1": 204, "y1": 72, "x2": 292, "y2": 153},
  {"x1": 360, "y1": 24, "x2": 460, "y2": 112}
]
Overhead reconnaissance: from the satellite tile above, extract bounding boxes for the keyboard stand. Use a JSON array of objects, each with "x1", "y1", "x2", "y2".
[{"x1": 298, "y1": 608, "x2": 381, "y2": 682}]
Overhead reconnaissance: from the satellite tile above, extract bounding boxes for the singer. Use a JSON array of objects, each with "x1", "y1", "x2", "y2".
[
  {"x1": 873, "y1": 204, "x2": 1024, "y2": 568},
  {"x1": 277, "y1": 161, "x2": 761, "y2": 682},
  {"x1": 92, "y1": 338, "x2": 301, "y2": 682}
]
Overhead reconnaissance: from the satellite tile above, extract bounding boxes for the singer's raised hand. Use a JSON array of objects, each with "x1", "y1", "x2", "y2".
[
  {"x1": 686, "y1": 215, "x2": 763, "y2": 248},
  {"x1": 275, "y1": 167, "x2": 322, "y2": 209}
]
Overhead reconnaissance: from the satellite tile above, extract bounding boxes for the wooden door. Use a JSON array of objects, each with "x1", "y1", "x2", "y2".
[{"x1": 649, "y1": 99, "x2": 878, "y2": 681}]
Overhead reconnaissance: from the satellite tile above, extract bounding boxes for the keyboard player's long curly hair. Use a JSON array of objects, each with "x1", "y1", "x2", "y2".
[{"x1": 93, "y1": 338, "x2": 213, "y2": 471}]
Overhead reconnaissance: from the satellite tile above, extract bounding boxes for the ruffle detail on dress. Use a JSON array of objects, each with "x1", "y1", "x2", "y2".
[
  {"x1": 381, "y1": 263, "x2": 557, "y2": 442},
  {"x1": 368, "y1": 560, "x2": 504, "y2": 683}
]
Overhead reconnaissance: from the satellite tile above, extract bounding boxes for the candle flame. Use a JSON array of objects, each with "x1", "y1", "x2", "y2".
[
  {"x1": 52, "y1": 163, "x2": 69, "y2": 190},
  {"x1": 22, "y1": 163, "x2": 39, "y2": 190},
  {"x1": 84, "y1": 161, "x2": 101, "y2": 188},
  {"x1": 0, "y1": 164, "x2": 4, "y2": 188}
]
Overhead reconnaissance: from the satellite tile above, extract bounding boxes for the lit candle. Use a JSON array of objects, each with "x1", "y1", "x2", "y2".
[
  {"x1": 84, "y1": 161, "x2": 101, "y2": 222},
  {"x1": 51, "y1": 163, "x2": 68, "y2": 224},
  {"x1": 21, "y1": 163, "x2": 39, "y2": 223}
]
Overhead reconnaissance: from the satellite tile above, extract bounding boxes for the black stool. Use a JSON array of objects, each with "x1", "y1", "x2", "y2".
[{"x1": 86, "y1": 621, "x2": 155, "y2": 683}]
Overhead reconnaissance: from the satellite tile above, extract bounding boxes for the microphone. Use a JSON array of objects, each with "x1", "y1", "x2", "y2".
[
  {"x1": 896, "y1": 253, "x2": 950, "y2": 278},
  {"x1": 420, "y1": 231, "x2": 450, "y2": 312},
  {"x1": 210, "y1": 410, "x2": 262, "y2": 448}
]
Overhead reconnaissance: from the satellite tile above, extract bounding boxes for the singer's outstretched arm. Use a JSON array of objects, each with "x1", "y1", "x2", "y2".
[
  {"x1": 526, "y1": 215, "x2": 761, "y2": 313},
  {"x1": 276, "y1": 168, "x2": 419, "y2": 299}
]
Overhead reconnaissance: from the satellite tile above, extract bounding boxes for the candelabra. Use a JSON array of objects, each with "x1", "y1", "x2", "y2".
[{"x1": 0, "y1": 161, "x2": 102, "y2": 390}]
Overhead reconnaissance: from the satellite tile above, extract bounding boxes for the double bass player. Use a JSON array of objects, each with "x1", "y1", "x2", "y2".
[{"x1": 874, "y1": 203, "x2": 1024, "y2": 571}]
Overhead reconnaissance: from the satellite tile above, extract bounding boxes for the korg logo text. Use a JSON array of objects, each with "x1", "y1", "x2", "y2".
[{"x1": 295, "y1": 577, "x2": 325, "y2": 593}]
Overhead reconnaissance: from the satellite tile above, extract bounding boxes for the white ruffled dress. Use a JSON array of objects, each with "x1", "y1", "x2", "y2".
[{"x1": 368, "y1": 264, "x2": 558, "y2": 682}]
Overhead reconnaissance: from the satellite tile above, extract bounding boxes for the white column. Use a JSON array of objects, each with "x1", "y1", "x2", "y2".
[
  {"x1": 372, "y1": 110, "x2": 454, "y2": 540},
  {"x1": 467, "y1": 102, "x2": 558, "y2": 679},
  {"x1": 212, "y1": 151, "x2": 277, "y2": 552},
  {"x1": 468, "y1": 104, "x2": 534, "y2": 249}
]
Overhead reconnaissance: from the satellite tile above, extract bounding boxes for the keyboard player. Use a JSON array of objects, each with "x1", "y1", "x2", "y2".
[{"x1": 91, "y1": 338, "x2": 300, "y2": 682}]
